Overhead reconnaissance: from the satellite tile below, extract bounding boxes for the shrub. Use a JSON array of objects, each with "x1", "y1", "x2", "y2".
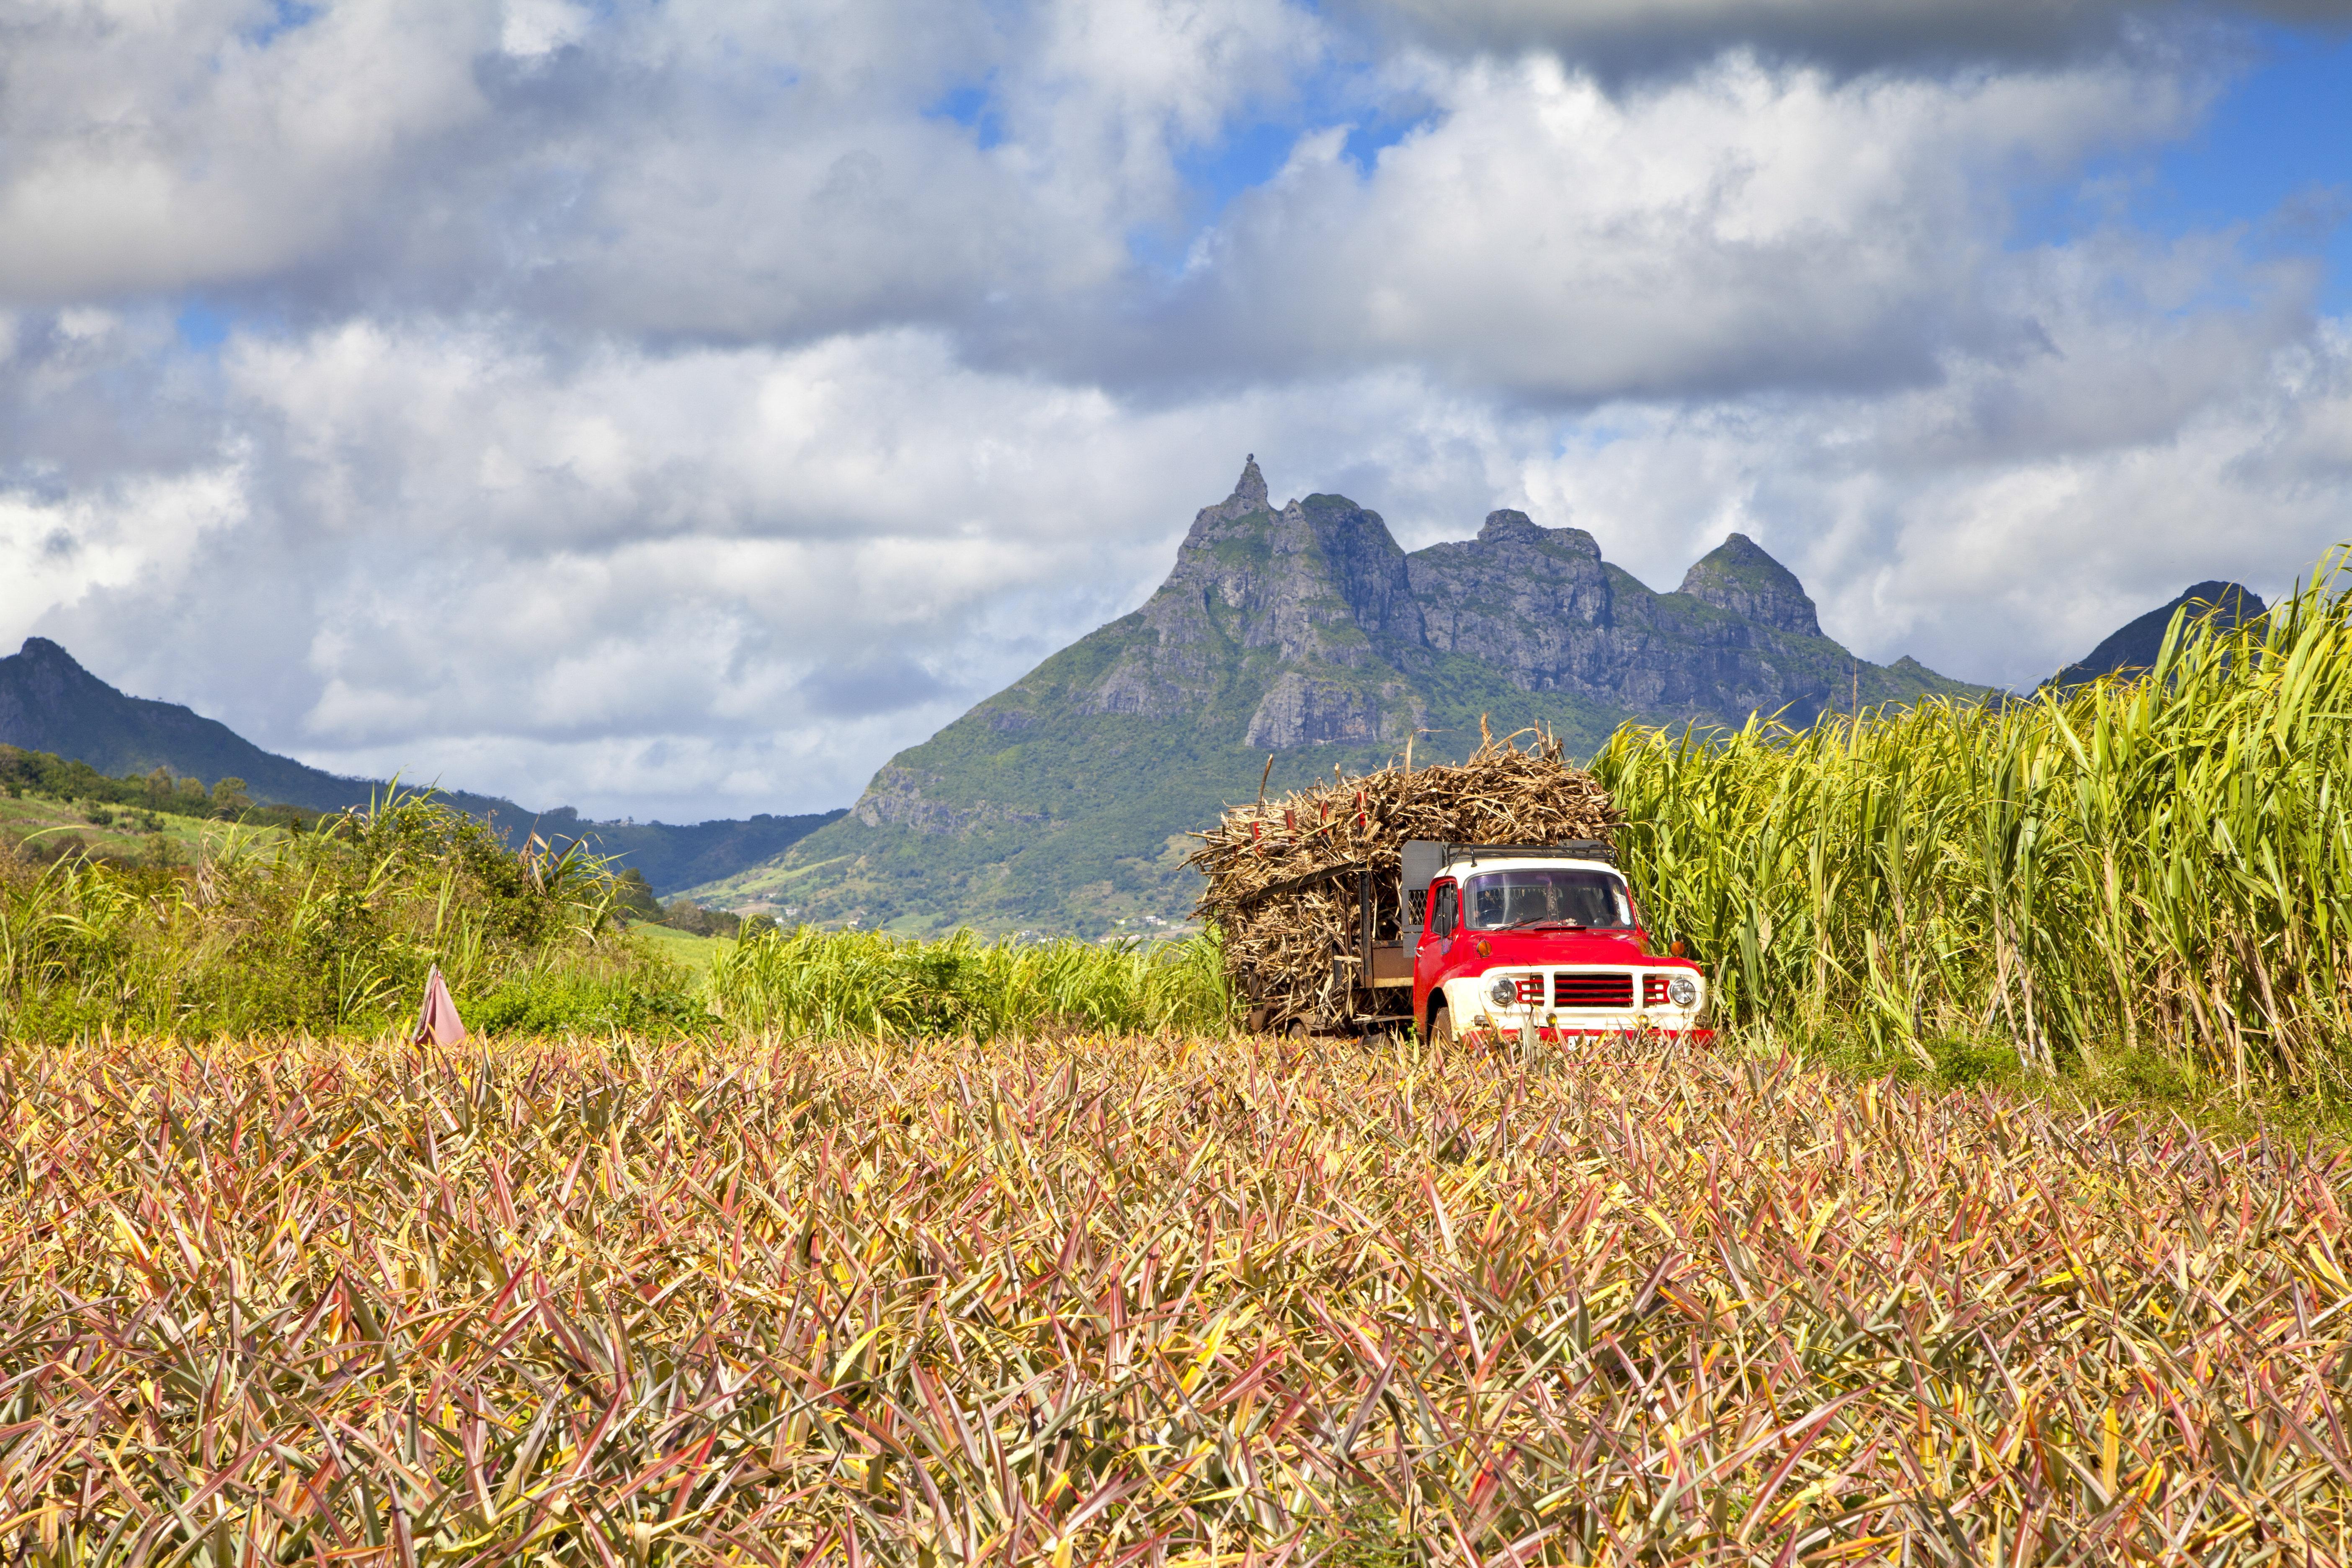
[
  {"x1": 467, "y1": 946, "x2": 714, "y2": 1037},
  {"x1": 658, "y1": 898, "x2": 742, "y2": 938},
  {"x1": 0, "y1": 789, "x2": 635, "y2": 1041}
]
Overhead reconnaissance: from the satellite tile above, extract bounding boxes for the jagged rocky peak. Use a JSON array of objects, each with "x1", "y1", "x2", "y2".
[
  {"x1": 1230, "y1": 454, "x2": 1268, "y2": 511},
  {"x1": 1168, "y1": 458, "x2": 1278, "y2": 569},
  {"x1": 1189, "y1": 454, "x2": 1269, "y2": 527},
  {"x1": 1085, "y1": 460, "x2": 1398, "y2": 721},
  {"x1": 1157, "y1": 462, "x2": 1413, "y2": 652},
  {"x1": 1476, "y1": 509, "x2": 1546, "y2": 545},
  {"x1": 1408, "y1": 510, "x2": 1615, "y2": 665},
  {"x1": 1677, "y1": 533, "x2": 1821, "y2": 639},
  {"x1": 1464, "y1": 509, "x2": 1603, "y2": 558},
  {"x1": 13, "y1": 638, "x2": 97, "y2": 678},
  {"x1": 1085, "y1": 462, "x2": 1954, "y2": 748},
  {"x1": 1158, "y1": 458, "x2": 1278, "y2": 580}
]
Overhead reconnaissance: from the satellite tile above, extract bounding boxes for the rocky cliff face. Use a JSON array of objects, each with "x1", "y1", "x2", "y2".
[
  {"x1": 1068, "y1": 465, "x2": 1893, "y2": 758},
  {"x1": 850, "y1": 763, "x2": 1051, "y2": 834},
  {"x1": 1408, "y1": 511, "x2": 1615, "y2": 682},
  {"x1": 1074, "y1": 465, "x2": 1902, "y2": 744},
  {"x1": 1083, "y1": 459, "x2": 1428, "y2": 748},
  {"x1": 694, "y1": 459, "x2": 1994, "y2": 934},
  {"x1": 1402, "y1": 512, "x2": 1850, "y2": 722}
]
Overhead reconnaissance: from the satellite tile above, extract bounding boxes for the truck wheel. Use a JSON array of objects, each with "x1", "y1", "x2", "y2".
[{"x1": 1428, "y1": 1001, "x2": 1455, "y2": 1046}]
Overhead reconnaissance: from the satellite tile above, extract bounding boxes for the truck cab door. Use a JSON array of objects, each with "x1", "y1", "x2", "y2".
[{"x1": 1414, "y1": 878, "x2": 1459, "y2": 1022}]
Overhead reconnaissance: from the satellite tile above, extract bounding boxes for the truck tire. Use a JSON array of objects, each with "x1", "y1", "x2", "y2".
[{"x1": 1427, "y1": 1000, "x2": 1455, "y2": 1046}]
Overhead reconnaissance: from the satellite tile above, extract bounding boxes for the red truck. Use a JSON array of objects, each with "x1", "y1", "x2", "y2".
[{"x1": 1397, "y1": 840, "x2": 1711, "y2": 1044}]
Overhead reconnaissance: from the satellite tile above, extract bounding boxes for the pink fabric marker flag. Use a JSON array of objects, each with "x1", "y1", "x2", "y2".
[{"x1": 413, "y1": 964, "x2": 468, "y2": 1046}]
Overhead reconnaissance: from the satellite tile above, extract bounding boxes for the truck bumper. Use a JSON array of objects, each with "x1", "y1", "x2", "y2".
[
  {"x1": 1478, "y1": 1024, "x2": 1718, "y2": 1044},
  {"x1": 1439, "y1": 978, "x2": 1710, "y2": 1042}
]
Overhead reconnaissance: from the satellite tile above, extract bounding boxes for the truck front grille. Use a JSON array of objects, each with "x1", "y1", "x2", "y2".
[
  {"x1": 1643, "y1": 975, "x2": 1671, "y2": 1007},
  {"x1": 1553, "y1": 972, "x2": 1634, "y2": 1008}
]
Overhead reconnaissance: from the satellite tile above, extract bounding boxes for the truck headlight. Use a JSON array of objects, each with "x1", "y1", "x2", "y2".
[
  {"x1": 1489, "y1": 975, "x2": 1519, "y2": 1007},
  {"x1": 1667, "y1": 973, "x2": 1700, "y2": 1009}
]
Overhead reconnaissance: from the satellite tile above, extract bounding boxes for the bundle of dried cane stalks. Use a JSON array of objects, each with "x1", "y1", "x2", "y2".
[{"x1": 1188, "y1": 727, "x2": 1617, "y2": 1029}]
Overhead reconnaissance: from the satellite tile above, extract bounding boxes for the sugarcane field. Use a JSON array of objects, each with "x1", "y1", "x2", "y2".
[{"x1": 3, "y1": 578, "x2": 2352, "y2": 1563}]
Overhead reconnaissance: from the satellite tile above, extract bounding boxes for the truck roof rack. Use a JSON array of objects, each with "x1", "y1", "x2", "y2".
[
  {"x1": 1400, "y1": 838, "x2": 1617, "y2": 906},
  {"x1": 1441, "y1": 840, "x2": 1616, "y2": 867}
]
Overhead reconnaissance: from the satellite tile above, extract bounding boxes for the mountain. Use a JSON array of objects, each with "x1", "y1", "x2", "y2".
[
  {"x1": 0, "y1": 637, "x2": 501, "y2": 816},
  {"x1": 685, "y1": 459, "x2": 1994, "y2": 935},
  {"x1": 0, "y1": 636, "x2": 838, "y2": 893},
  {"x1": 2044, "y1": 581, "x2": 2267, "y2": 688}
]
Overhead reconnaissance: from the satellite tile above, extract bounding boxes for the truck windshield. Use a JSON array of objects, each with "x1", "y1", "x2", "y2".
[{"x1": 1463, "y1": 868, "x2": 1632, "y2": 931}]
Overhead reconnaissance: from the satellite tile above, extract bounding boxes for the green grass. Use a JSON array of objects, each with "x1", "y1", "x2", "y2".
[
  {"x1": 628, "y1": 921, "x2": 730, "y2": 976},
  {"x1": 0, "y1": 792, "x2": 282, "y2": 866},
  {"x1": 0, "y1": 783, "x2": 1241, "y2": 1044},
  {"x1": 459, "y1": 922, "x2": 1233, "y2": 1044},
  {"x1": 465, "y1": 940, "x2": 712, "y2": 1037}
]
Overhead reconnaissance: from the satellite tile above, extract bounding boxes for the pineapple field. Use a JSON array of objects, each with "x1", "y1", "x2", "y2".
[{"x1": 4, "y1": 1028, "x2": 2350, "y2": 1564}]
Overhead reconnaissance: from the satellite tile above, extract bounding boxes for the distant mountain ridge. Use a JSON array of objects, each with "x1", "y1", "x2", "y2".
[
  {"x1": 536, "y1": 807, "x2": 847, "y2": 894},
  {"x1": 686, "y1": 459, "x2": 1996, "y2": 935},
  {"x1": 0, "y1": 637, "x2": 838, "y2": 893},
  {"x1": 2044, "y1": 581, "x2": 2267, "y2": 688},
  {"x1": 0, "y1": 637, "x2": 501, "y2": 817}
]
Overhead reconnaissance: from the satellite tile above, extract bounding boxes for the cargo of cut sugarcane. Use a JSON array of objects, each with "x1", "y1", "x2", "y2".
[{"x1": 1587, "y1": 551, "x2": 2352, "y2": 1093}]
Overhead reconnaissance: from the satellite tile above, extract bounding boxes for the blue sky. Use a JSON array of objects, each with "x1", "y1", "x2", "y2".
[
  {"x1": 2178, "y1": 27, "x2": 2352, "y2": 310},
  {"x1": 2028, "y1": 24, "x2": 2352, "y2": 309},
  {"x1": 5, "y1": 0, "x2": 2352, "y2": 821}
]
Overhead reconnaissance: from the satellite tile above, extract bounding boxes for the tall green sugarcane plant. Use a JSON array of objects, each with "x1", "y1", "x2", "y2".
[{"x1": 1592, "y1": 553, "x2": 2352, "y2": 1092}]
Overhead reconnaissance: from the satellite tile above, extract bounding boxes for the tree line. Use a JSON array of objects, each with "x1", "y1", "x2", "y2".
[{"x1": 0, "y1": 745, "x2": 313, "y2": 830}]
